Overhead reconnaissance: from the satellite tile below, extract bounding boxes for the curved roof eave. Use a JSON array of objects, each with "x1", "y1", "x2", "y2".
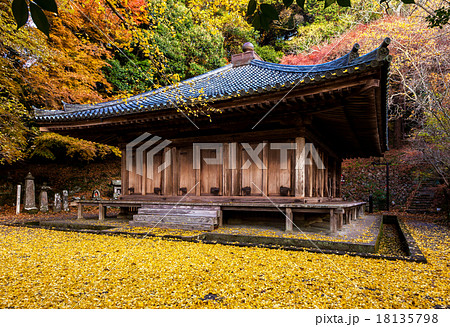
[{"x1": 35, "y1": 38, "x2": 391, "y2": 123}]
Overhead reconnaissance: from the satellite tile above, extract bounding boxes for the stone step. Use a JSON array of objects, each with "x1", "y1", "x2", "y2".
[
  {"x1": 130, "y1": 220, "x2": 214, "y2": 231},
  {"x1": 137, "y1": 208, "x2": 219, "y2": 218},
  {"x1": 140, "y1": 204, "x2": 220, "y2": 210},
  {"x1": 132, "y1": 204, "x2": 220, "y2": 231},
  {"x1": 133, "y1": 214, "x2": 218, "y2": 225}
]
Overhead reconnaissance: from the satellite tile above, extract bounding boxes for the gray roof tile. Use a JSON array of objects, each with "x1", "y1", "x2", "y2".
[{"x1": 35, "y1": 40, "x2": 391, "y2": 122}]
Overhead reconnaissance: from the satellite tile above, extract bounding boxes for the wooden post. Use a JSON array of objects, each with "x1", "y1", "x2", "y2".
[
  {"x1": 231, "y1": 142, "x2": 241, "y2": 195},
  {"x1": 172, "y1": 147, "x2": 179, "y2": 196},
  {"x1": 195, "y1": 166, "x2": 201, "y2": 196},
  {"x1": 330, "y1": 209, "x2": 337, "y2": 233},
  {"x1": 218, "y1": 209, "x2": 223, "y2": 227},
  {"x1": 263, "y1": 141, "x2": 269, "y2": 196},
  {"x1": 223, "y1": 143, "x2": 231, "y2": 196},
  {"x1": 77, "y1": 203, "x2": 83, "y2": 219},
  {"x1": 163, "y1": 147, "x2": 172, "y2": 195},
  {"x1": 359, "y1": 205, "x2": 364, "y2": 217},
  {"x1": 336, "y1": 160, "x2": 342, "y2": 197},
  {"x1": 99, "y1": 203, "x2": 105, "y2": 221},
  {"x1": 324, "y1": 153, "x2": 329, "y2": 197},
  {"x1": 295, "y1": 137, "x2": 305, "y2": 197},
  {"x1": 121, "y1": 146, "x2": 129, "y2": 196},
  {"x1": 318, "y1": 150, "x2": 323, "y2": 197},
  {"x1": 335, "y1": 207, "x2": 344, "y2": 230},
  {"x1": 285, "y1": 207, "x2": 293, "y2": 232}
]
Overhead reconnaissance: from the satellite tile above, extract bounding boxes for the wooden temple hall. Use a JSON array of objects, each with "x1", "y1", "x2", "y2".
[{"x1": 35, "y1": 39, "x2": 392, "y2": 233}]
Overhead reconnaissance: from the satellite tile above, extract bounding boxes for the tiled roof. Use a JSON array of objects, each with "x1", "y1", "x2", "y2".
[{"x1": 35, "y1": 39, "x2": 391, "y2": 122}]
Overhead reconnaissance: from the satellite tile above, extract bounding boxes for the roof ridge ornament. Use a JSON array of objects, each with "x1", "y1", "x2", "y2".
[
  {"x1": 347, "y1": 43, "x2": 360, "y2": 64},
  {"x1": 376, "y1": 37, "x2": 391, "y2": 61},
  {"x1": 231, "y1": 42, "x2": 263, "y2": 67}
]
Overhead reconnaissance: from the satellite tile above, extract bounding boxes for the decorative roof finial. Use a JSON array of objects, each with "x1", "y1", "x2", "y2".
[{"x1": 242, "y1": 42, "x2": 254, "y2": 52}]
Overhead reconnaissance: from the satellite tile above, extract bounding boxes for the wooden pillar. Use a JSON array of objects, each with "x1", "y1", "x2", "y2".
[
  {"x1": 285, "y1": 207, "x2": 293, "y2": 232},
  {"x1": 142, "y1": 148, "x2": 147, "y2": 195},
  {"x1": 172, "y1": 147, "x2": 179, "y2": 196},
  {"x1": 99, "y1": 203, "x2": 105, "y2": 221},
  {"x1": 294, "y1": 137, "x2": 305, "y2": 197},
  {"x1": 195, "y1": 167, "x2": 201, "y2": 196},
  {"x1": 336, "y1": 207, "x2": 344, "y2": 230},
  {"x1": 223, "y1": 143, "x2": 231, "y2": 196},
  {"x1": 359, "y1": 205, "x2": 365, "y2": 217},
  {"x1": 231, "y1": 142, "x2": 241, "y2": 195},
  {"x1": 318, "y1": 150, "x2": 323, "y2": 197},
  {"x1": 77, "y1": 203, "x2": 83, "y2": 219},
  {"x1": 315, "y1": 156, "x2": 319, "y2": 197},
  {"x1": 330, "y1": 158, "x2": 336, "y2": 197},
  {"x1": 352, "y1": 207, "x2": 357, "y2": 220},
  {"x1": 218, "y1": 209, "x2": 223, "y2": 227},
  {"x1": 163, "y1": 147, "x2": 172, "y2": 195},
  {"x1": 262, "y1": 141, "x2": 269, "y2": 196},
  {"x1": 330, "y1": 209, "x2": 337, "y2": 233},
  {"x1": 336, "y1": 160, "x2": 342, "y2": 197},
  {"x1": 121, "y1": 146, "x2": 129, "y2": 196}
]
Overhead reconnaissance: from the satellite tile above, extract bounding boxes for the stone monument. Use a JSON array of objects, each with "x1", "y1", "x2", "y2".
[
  {"x1": 16, "y1": 184, "x2": 21, "y2": 214},
  {"x1": 62, "y1": 190, "x2": 69, "y2": 212},
  {"x1": 92, "y1": 189, "x2": 101, "y2": 200},
  {"x1": 39, "y1": 185, "x2": 51, "y2": 212},
  {"x1": 54, "y1": 193, "x2": 62, "y2": 213},
  {"x1": 24, "y1": 172, "x2": 37, "y2": 212}
]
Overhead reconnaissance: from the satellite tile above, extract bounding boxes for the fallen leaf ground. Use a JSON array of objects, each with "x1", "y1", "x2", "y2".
[{"x1": 0, "y1": 210, "x2": 448, "y2": 308}]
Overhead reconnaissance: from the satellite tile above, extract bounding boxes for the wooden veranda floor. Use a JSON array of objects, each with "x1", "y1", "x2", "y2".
[{"x1": 76, "y1": 196, "x2": 366, "y2": 233}]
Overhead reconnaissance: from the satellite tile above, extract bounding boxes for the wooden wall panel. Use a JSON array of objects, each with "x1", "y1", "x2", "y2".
[
  {"x1": 241, "y1": 144, "x2": 263, "y2": 195},
  {"x1": 145, "y1": 152, "x2": 162, "y2": 195},
  {"x1": 179, "y1": 147, "x2": 196, "y2": 195},
  {"x1": 268, "y1": 147, "x2": 292, "y2": 196},
  {"x1": 200, "y1": 149, "x2": 222, "y2": 195}
]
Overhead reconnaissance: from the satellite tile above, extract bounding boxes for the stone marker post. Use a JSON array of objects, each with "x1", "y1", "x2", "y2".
[
  {"x1": 54, "y1": 193, "x2": 62, "y2": 213},
  {"x1": 39, "y1": 185, "x2": 51, "y2": 213},
  {"x1": 24, "y1": 172, "x2": 37, "y2": 212},
  {"x1": 62, "y1": 190, "x2": 69, "y2": 212},
  {"x1": 16, "y1": 185, "x2": 21, "y2": 214}
]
